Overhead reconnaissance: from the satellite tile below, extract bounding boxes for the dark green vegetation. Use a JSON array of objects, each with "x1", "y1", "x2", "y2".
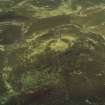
[{"x1": 1, "y1": 0, "x2": 105, "y2": 105}]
